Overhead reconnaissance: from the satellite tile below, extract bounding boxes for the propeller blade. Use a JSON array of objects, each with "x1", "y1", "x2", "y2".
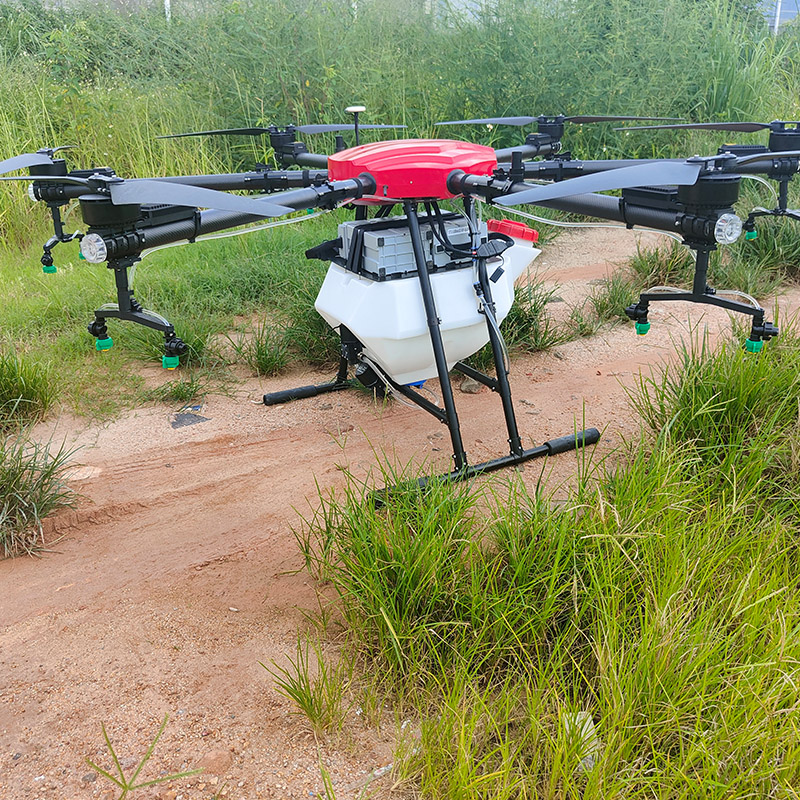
[
  {"x1": 436, "y1": 117, "x2": 538, "y2": 127},
  {"x1": 111, "y1": 179, "x2": 293, "y2": 217},
  {"x1": 157, "y1": 127, "x2": 272, "y2": 139},
  {"x1": 158, "y1": 123, "x2": 407, "y2": 139},
  {"x1": 296, "y1": 123, "x2": 407, "y2": 134},
  {"x1": 0, "y1": 152, "x2": 55, "y2": 175},
  {"x1": 736, "y1": 149, "x2": 800, "y2": 165},
  {"x1": 566, "y1": 115, "x2": 683, "y2": 124},
  {"x1": 615, "y1": 122, "x2": 770, "y2": 133},
  {"x1": 437, "y1": 115, "x2": 682, "y2": 127},
  {"x1": 494, "y1": 161, "x2": 703, "y2": 207},
  {"x1": 0, "y1": 174, "x2": 90, "y2": 186}
]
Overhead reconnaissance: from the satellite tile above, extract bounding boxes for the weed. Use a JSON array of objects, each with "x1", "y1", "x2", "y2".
[
  {"x1": 568, "y1": 301, "x2": 601, "y2": 338},
  {"x1": 629, "y1": 320, "x2": 800, "y2": 471},
  {"x1": 0, "y1": 349, "x2": 54, "y2": 428},
  {"x1": 0, "y1": 431, "x2": 74, "y2": 558},
  {"x1": 589, "y1": 269, "x2": 639, "y2": 322},
  {"x1": 86, "y1": 714, "x2": 200, "y2": 799},
  {"x1": 507, "y1": 275, "x2": 571, "y2": 352},
  {"x1": 145, "y1": 372, "x2": 208, "y2": 406},
  {"x1": 262, "y1": 635, "x2": 353, "y2": 736},
  {"x1": 627, "y1": 239, "x2": 695, "y2": 288},
  {"x1": 230, "y1": 321, "x2": 289, "y2": 377}
]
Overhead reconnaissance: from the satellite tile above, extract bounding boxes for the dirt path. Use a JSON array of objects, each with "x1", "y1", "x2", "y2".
[{"x1": 1, "y1": 228, "x2": 791, "y2": 800}]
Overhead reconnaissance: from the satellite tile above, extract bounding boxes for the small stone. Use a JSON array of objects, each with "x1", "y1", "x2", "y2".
[
  {"x1": 318, "y1": 402, "x2": 333, "y2": 410},
  {"x1": 81, "y1": 773, "x2": 97, "y2": 783},
  {"x1": 12, "y1": 753, "x2": 21, "y2": 761},
  {"x1": 460, "y1": 377, "x2": 481, "y2": 394},
  {"x1": 229, "y1": 607, "x2": 239, "y2": 612}
]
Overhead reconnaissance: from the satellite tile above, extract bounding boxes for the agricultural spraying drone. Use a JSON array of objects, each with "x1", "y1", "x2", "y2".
[{"x1": 1, "y1": 109, "x2": 796, "y2": 484}]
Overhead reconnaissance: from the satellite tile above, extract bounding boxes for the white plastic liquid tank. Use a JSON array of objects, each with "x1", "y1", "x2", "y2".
[{"x1": 314, "y1": 215, "x2": 540, "y2": 385}]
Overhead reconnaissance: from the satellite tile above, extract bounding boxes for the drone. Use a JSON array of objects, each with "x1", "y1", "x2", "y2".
[{"x1": 1, "y1": 110, "x2": 796, "y2": 486}]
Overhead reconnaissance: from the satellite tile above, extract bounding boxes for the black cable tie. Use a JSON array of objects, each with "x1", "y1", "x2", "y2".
[{"x1": 187, "y1": 209, "x2": 201, "y2": 243}]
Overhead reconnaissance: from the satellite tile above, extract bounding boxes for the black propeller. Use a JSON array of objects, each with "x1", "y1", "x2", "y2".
[
  {"x1": 0, "y1": 174, "x2": 294, "y2": 217},
  {"x1": 436, "y1": 114, "x2": 682, "y2": 127},
  {"x1": 493, "y1": 149, "x2": 800, "y2": 207},
  {"x1": 0, "y1": 152, "x2": 57, "y2": 176},
  {"x1": 614, "y1": 120, "x2": 800, "y2": 133},
  {"x1": 111, "y1": 179, "x2": 293, "y2": 216},
  {"x1": 493, "y1": 160, "x2": 704, "y2": 207},
  {"x1": 0, "y1": 146, "x2": 79, "y2": 177},
  {"x1": 157, "y1": 123, "x2": 406, "y2": 140}
]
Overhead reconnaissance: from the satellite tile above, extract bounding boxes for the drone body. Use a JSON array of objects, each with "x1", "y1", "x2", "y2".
[{"x1": 327, "y1": 138, "x2": 496, "y2": 201}]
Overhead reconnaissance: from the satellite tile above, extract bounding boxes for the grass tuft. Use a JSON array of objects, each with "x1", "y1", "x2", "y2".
[
  {"x1": 0, "y1": 349, "x2": 54, "y2": 428},
  {"x1": 0, "y1": 431, "x2": 74, "y2": 558},
  {"x1": 262, "y1": 635, "x2": 353, "y2": 737}
]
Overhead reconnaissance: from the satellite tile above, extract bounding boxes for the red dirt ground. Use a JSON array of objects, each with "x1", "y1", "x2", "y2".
[{"x1": 2, "y1": 228, "x2": 794, "y2": 800}]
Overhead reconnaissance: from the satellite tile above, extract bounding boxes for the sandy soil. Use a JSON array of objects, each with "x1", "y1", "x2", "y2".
[{"x1": 1, "y1": 228, "x2": 793, "y2": 800}]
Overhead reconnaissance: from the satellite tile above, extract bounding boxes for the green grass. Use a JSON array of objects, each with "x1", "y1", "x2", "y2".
[
  {"x1": 289, "y1": 321, "x2": 800, "y2": 796},
  {"x1": 262, "y1": 635, "x2": 353, "y2": 737},
  {"x1": 0, "y1": 348, "x2": 54, "y2": 427},
  {"x1": 0, "y1": 430, "x2": 74, "y2": 557},
  {"x1": 143, "y1": 371, "x2": 211, "y2": 406},
  {"x1": 229, "y1": 322, "x2": 290, "y2": 377}
]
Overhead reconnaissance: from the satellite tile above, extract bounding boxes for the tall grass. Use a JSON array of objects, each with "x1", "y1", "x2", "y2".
[
  {"x1": 0, "y1": 431, "x2": 74, "y2": 557},
  {"x1": 0, "y1": 348, "x2": 53, "y2": 426},
  {"x1": 289, "y1": 321, "x2": 800, "y2": 795}
]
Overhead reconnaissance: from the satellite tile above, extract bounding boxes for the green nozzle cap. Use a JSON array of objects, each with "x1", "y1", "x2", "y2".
[
  {"x1": 42, "y1": 264, "x2": 57, "y2": 274},
  {"x1": 745, "y1": 230, "x2": 758, "y2": 241},
  {"x1": 745, "y1": 338, "x2": 763, "y2": 353},
  {"x1": 635, "y1": 321, "x2": 651, "y2": 336},
  {"x1": 95, "y1": 337, "x2": 114, "y2": 351},
  {"x1": 162, "y1": 354, "x2": 180, "y2": 370}
]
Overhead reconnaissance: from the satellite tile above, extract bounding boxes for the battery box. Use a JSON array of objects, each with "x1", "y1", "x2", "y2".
[{"x1": 337, "y1": 213, "x2": 487, "y2": 281}]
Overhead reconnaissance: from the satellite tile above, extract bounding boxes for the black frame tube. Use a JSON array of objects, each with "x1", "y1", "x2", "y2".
[
  {"x1": 403, "y1": 200, "x2": 468, "y2": 470},
  {"x1": 464, "y1": 197, "x2": 524, "y2": 456}
]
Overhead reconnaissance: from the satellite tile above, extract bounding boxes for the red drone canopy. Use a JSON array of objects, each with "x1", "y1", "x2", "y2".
[{"x1": 327, "y1": 138, "x2": 497, "y2": 201}]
